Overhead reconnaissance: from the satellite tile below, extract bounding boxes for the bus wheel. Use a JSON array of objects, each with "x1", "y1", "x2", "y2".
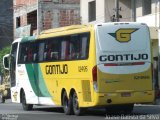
[
  {"x1": 21, "y1": 91, "x2": 33, "y2": 111},
  {"x1": 72, "y1": 92, "x2": 84, "y2": 116},
  {"x1": 0, "y1": 92, "x2": 5, "y2": 103},
  {"x1": 62, "y1": 91, "x2": 73, "y2": 115}
]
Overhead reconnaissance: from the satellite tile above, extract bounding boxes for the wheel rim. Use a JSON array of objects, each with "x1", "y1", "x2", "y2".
[
  {"x1": 63, "y1": 96, "x2": 68, "y2": 109},
  {"x1": 73, "y1": 93, "x2": 79, "y2": 111},
  {"x1": 0, "y1": 93, "x2": 2, "y2": 103},
  {"x1": 63, "y1": 92, "x2": 70, "y2": 113},
  {"x1": 22, "y1": 92, "x2": 26, "y2": 106}
]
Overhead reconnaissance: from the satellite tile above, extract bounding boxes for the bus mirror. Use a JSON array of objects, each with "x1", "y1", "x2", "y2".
[{"x1": 3, "y1": 54, "x2": 10, "y2": 70}]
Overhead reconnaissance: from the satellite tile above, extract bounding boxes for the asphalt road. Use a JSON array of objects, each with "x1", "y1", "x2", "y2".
[{"x1": 0, "y1": 99, "x2": 160, "y2": 120}]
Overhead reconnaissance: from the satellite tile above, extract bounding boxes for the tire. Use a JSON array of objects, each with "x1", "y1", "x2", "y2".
[
  {"x1": 62, "y1": 91, "x2": 73, "y2": 115},
  {"x1": 21, "y1": 91, "x2": 33, "y2": 111},
  {"x1": 72, "y1": 92, "x2": 85, "y2": 116},
  {"x1": 0, "y1": 92, "x2": 5, "y2": 103}
]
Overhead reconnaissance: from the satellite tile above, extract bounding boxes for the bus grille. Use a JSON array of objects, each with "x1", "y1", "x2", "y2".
[{"x1": 82, "y1": 80, "x2": 91, "y2": 102}]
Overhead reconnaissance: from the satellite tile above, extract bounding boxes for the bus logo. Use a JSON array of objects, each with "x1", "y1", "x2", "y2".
[{"x1": 109, "y1": 28, "x2": 138, "y2": 42}]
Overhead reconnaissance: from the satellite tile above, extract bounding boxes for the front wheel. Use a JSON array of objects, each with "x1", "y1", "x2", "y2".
[
  {"x1": 21, "y1": 91, "x2": 33, "y2": 111},
  {"x1": 72, "y1": 92, "x2": 85, "y2": 116},
  {"x1": 0, "y1": 92, "x2": 5, "y2": 103}
]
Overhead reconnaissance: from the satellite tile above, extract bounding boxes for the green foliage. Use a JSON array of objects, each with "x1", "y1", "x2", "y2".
[{"x1": 0, "y1": 46, "x2": 10, "y2": 74}]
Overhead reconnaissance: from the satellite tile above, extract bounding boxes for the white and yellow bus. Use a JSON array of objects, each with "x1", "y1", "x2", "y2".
[{"x1": 3, "y1": 22, "x2": 155, "y2": 115}]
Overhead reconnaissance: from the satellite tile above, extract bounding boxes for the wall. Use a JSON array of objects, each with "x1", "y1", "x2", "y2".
[
  {"x1": 14, "y1": 0, "x2": 80, "y2": 36},
  {"x1": 119, "y1": 0, "x2": 132, "y2": 21},
  {"x1": 15, "y1": 0, "x2": 37, "y2": 6},
  {"x1": 81, "y1": 0, "x2": 105, "y2": 24},
  {"x1": 136, "y1": 0, "x2": 160, "y2": 28},
  {"x1": 0, "y1": 0, "x2": 13, "y2": 49},
  {"x1": 38, "y1": 0, "x2": 80, "y2": 33},
  {"x1": 14, "y1": 0, "x2": 37, "y2": 38},
  {"x1": 81, "y1": 0, "x2": 132, "y2": 24}
]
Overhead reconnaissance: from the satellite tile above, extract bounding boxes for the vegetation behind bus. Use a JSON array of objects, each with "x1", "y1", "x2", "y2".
[{"x1": 0, "y1": 46, "x2": 11, "y2": 103}]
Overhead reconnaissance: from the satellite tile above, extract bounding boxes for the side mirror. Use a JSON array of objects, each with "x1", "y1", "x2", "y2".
[{"x1": 3, "y1": 54, "x2": 10, "y2": 70}]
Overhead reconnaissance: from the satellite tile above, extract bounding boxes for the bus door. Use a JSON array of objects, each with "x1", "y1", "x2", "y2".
[
  {"x1": 36, "y1": 41, "x2": 52, "y2": 104},
  {"x1": 17, "y1": 41, "x2": 39, "y2": 104},
  {"x1": 10, "y1": 42, "x2": 19, "y2": 103}
]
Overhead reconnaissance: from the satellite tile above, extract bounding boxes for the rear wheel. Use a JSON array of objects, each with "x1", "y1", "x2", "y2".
[
  {"x1": 72, "y1": 92, "x2": 85, "y2": 116},
  {"x1": 62, "y1": 91, "x2": 73, "y2": 115},
  {"x1": 21, "y1": 91, "x2": 33, "y2": 111}
]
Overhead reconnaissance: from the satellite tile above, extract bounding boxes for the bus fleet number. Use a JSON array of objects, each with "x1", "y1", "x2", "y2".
[{"x1": 78, "y1": 66, "x2": 88, "y2": 72}]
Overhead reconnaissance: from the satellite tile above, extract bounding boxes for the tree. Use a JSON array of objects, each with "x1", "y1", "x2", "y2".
[{"x1": 0, "y1": 46, "x2": 10, "y2": 74}]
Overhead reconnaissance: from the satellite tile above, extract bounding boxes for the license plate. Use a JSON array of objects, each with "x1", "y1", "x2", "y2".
[{"x1": 121, "y1": 92, "x2": 131, "y2": 97}]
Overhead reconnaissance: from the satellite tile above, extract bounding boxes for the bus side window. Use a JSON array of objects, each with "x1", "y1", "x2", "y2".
[
  {"x1": 61, "y1": 40, "x2": 68, "y2": 60},
  {"x1": 24, "y1": 42, "x2": 36, "y2": 63},
  {"x1": 47, "y1": 44, "x2": 52, "y2": 60},
  {"x1": 69, "y1": 35, "x2": 80, "y2": 60},
  {"x1": 32, "y1": 43, "x2": 38, "y2": 62},
  {"x1": 80, "y1": 35, "x2": 89, "y2": 59},
  {"x1": 44, "y1": 43, "x2": 52, "y2": 61},
  {"x1": 50, "y1": 40, "x2": 59, "y2": 60},
  {"x1": 33, "y1": 53, "x2": 37, "y2": 62},
  {"x1": 18, "y1": 43, "x2": 28, "y2": 63},
  {"x1": 69, "y1": 42, "x2": 75, "y2": 59},
  {"x1": 27, "y1": 47, "x2": 33, "y2": 62},
  {"x1": 38, "y1": 42, "x2": 45, "y2": 62},
  {"x1": 24, "y1": 47, "x2": 28, "y2": 62}
]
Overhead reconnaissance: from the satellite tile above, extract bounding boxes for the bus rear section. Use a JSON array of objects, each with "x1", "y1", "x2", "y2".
[{"x1": 94, "y1": 23, "x2": 154, "y2": 108}]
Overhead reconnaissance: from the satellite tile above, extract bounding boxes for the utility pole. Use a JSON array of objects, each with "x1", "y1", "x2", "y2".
[
  {"x1": 131, "y1": 0, "x2": 136, "y2": 22},
  {"x1": 115, "y1": 0, "x2": 119, "y2": 22}
]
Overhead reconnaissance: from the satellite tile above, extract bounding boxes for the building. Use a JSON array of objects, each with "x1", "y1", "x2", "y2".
[
  {"x1": 0, "y1": 0, "x2": 13, "y2": 49},
  {"x1": 80, "y1": 0, "x2": 159, "y2": 58},
  {"x1": 80, "y1": 0, "x2": 160, "y2": 94},
  {"x1": 14, "y1": 0, "x2": 80, "y2": 38},
  {"x1": 136, "y1": 0, "x2": 159, "y2": 28},
  {"x1": 80, "y1": 0, "x2": 135, "y2": 24},
  {"x1": 80, "y1": 0, "x2": 159, "y2": 28},
  {"x1": 135, "y1": 0, "x2": 159, "y2": 71}
]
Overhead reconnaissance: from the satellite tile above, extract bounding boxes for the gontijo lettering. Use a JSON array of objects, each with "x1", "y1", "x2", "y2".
[
  {"x1": 46, "y1": 64, "x2": 68, "y2": 74},
  {"x1": 99, "y1": 53, "x2": 148, "y2": 62}
]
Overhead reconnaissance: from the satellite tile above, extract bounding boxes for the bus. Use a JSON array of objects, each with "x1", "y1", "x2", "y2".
[{"x1": 3, "y1": 22, "x2": 155, "y2": 115}]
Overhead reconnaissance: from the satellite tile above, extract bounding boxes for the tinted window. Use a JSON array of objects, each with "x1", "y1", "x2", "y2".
[
  {"x1": 18, "y1": 32, "x2": 90, "y2": 64},
  {"x1": 18, "y1": 42, "x2": 38, "y2": 64},
  {"x1": 10, "y1": 42, "x2": 18, "y2": 87},
  {"x1": 42, "y1": 32, "x2": 90, "y2": 62}
]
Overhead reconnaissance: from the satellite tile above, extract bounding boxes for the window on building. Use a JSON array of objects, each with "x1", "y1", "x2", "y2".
[
  {"x1": 27, "y1": 10, "x2": 37, "y2": 36},
  {"x1": 88, "y1": 1, "x2": 96, "y2": 22},
  {"x1": 143, "y1": 0, "x2": 151, "y2": 15},
  {"x1": 16, "y1": 17, "x2": 20, "y2": 28}
]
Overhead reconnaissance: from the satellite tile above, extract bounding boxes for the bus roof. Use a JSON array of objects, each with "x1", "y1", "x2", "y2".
[
  {"x1": 38, "y1": 24, "x2": 93, "y2": 39},
  {"x1": 40, "y1": 25, "x2": 91, "y2": 34}
]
